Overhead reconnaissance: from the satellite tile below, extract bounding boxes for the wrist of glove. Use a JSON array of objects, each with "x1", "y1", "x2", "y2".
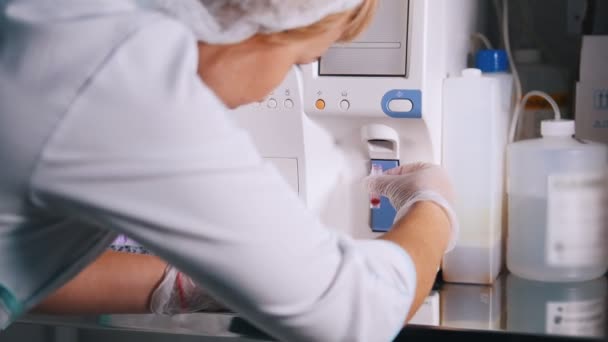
[
  {"x1": 393, "y1": 190, "x2": 459, "y2": 252},
  {"x1": 149, "y1": 265, "x2": 227, "y2": 315},
  {"x1": 366, "y1": 163, "x2": 459, "y2": 253}
]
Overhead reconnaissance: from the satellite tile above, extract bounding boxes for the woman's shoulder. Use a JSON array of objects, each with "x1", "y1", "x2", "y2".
[
  {"x1": 1, "y1": 0, "x2": 190, "y2": 49},
  {"x1": 0, "y1": 1, "x2": 203, "y2": 150},
  {"x1": 0, "y1": 0, "x2": 198, "y2": 108}
]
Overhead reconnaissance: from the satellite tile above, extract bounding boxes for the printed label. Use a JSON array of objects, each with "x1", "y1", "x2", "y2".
[
  {"x1": 593, "y1": 120, "x2": 608, "y2": 129},
  {"x1": 546, "y1": 171, "x2": 608, "y2": 266},
  {"x1": 546, "y1": 299, "x2": 606, "y2": 337},
  {"x1": 594, "y1": 89, "x2": 608, "y2": 110}
]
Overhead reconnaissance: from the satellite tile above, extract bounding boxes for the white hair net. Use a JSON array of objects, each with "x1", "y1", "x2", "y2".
[{"x1": 143, "y1": 0, "x2": 364, "y2": 44}]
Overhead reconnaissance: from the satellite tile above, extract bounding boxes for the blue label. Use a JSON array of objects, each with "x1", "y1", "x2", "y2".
[{"x1": 370, "y1": 159, "x2": 400, "y2": 232}]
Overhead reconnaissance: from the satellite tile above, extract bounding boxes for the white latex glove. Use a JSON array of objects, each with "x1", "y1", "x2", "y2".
[
  {"x1": 367, "y1": 163, "x2": 459, "y2": 252},
  {"x1": 150, "y1": 265, "x2": 227, "y2": 315}
]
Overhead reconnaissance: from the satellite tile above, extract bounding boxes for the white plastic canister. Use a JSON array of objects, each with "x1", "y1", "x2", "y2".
[
  {"x1": 442, "y1": 67, "x2": 511, "y2": 285},
  {"x1": 507, "y1": 119, "x2": 608, "y2": 282}
]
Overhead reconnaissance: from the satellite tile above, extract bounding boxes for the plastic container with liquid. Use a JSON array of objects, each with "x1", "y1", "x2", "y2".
[
  {"x1": 507, "y1": 119, "x2": 608, "y2": 282},
  {"x1": 442, "y1": 59, "x2": 512, "y2": 284}
]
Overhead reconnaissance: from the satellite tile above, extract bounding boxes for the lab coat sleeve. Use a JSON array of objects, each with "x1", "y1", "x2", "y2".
[{"x1": 29, "y1": 17, "x2": 416, "y2": 342}]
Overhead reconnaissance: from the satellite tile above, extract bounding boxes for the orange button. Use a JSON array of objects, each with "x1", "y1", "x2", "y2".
[{"x1": 315, "y1": 99, "x2": 326, "y2": 110}]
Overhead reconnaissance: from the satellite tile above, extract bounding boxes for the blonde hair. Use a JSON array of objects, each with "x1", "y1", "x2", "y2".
[{"x1": 263, "y1": 0, "x2": 378, "y2": 44}]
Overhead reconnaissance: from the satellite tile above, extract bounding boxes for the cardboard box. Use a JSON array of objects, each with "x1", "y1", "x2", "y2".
[
  {"x1": 575, "y1": 36, "x2": 608, "y2": 144},
  {"x1": 579, "y1": 36, "x2": 608, "y2": 82},
  {"x1": 576, "y1": 81, "x2": 608, "y2": 144}
]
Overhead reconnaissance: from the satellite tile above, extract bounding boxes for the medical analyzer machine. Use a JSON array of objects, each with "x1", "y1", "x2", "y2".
[
  {"x1": 231, "y1": 0, "x2": 487, "y2": 321},
  {"x1": 234, "y1": 0, "x2": 480, "y2": 234}
]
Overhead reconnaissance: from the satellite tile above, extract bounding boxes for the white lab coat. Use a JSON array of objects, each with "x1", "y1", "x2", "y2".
[{"x1": 0, "y1": 1, "x2": 416, "y2": 341}]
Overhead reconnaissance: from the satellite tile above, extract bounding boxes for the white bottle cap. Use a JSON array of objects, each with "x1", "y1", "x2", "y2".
[
  {"x1": 541, "y1": 119, "x2": 575, "y2": 137},
  {"x1": 461, "y1": 68, "x2": 482, "y2": 77}
]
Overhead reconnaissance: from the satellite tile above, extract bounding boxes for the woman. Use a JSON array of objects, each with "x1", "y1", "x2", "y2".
[{"x1": 0, "y1": 0, "x2": 457, "y2": 341}]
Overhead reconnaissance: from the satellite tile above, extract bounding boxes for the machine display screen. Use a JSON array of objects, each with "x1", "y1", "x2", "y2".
[{"x1": 319, "y1": 0, "x2": 409, "y2": 77}]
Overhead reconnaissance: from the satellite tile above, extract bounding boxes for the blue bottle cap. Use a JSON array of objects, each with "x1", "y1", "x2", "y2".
[{"x1": 475, "y1": 49, "x2": 509, "y2": 73}]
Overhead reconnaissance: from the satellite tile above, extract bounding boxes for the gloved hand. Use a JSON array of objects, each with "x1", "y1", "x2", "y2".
[
  {"x1": 366, "y1": 163, "x2": 459, "y2": 252},
  {"x1": 149, "y1": 265, "x2": 227, "y2": 315}
]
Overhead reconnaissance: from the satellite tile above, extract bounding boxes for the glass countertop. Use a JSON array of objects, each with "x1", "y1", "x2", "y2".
[{"x1": 18, "y1": 273, "x2": 607, "y2": 341}]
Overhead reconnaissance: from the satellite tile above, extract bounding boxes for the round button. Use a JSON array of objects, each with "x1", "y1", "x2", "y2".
[
  {"x1": 267, "y1": 98, "x2": 278, "y2": 109},
  {"x1": 340, "y1": 99, "x2": 350, "y2": 111},
  {"x1": 315, "y1": 99, "x2": 326, "y2": 110},
  {"x1": 284, "y1": 99, "x2": 294, "y2": 109}
]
